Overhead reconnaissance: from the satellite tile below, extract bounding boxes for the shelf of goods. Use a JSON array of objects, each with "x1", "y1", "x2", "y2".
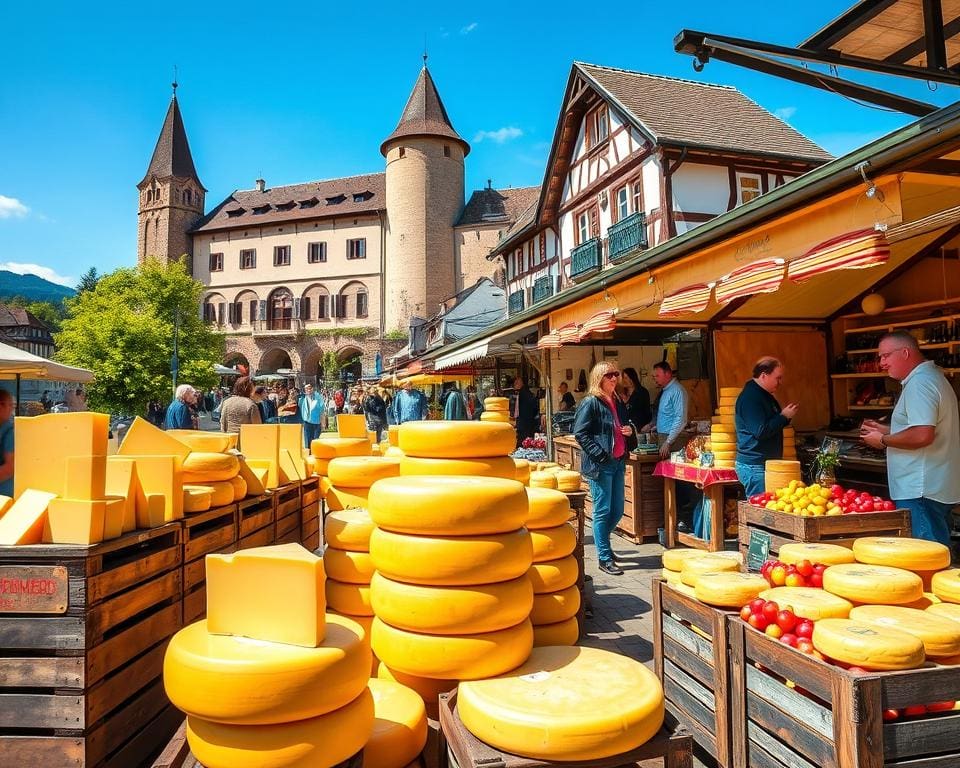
[{"x1": 737, "y1": 501, "x2": 911, "y2": 563}]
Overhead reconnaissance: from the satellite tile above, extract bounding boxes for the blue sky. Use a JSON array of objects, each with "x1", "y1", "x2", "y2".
[{"x1": 2, "y1": 1, "x2": 958, "y2": 288}]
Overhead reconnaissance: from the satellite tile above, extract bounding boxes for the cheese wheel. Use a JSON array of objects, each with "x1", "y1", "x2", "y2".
[
  {"x1": 530, "y1": 523, "x2": 577, "y2": 563},
  {"x1": 759, "y1": 586, "x2": 854, "y2": 620},
  {"x1": 932, "y1": 569, "x2": 960, "y2": 603},
  {"x1": 661, "y1": 548, "x2": 742, "y2": 572},
  {"x1": 527, "y1": 556, "x2": 578, "y2": 594},
  {"x1": 532, "y1": 616, "x2": 579, "y2": 646},
  {"x1": 526, "y1": 488, "x2": 572, "y2": 529},
  {"x1": 164, "y1": 616, "x2": 371, "y2": 725},
  {"x1": 529, "y1": 471, "x2": 559, "y2": 489},
  {"x1": 849, "y1": 605, "x2": 960, "y2": 658},
  {"x1": 711, "y1": 451, "x2": 737, "y2": 460},
  {"x1": 458, "y1": 646, "x2": 663, "y2": 761},
  {"x1": 715, "y1": 460, "x2": 736, "y2": 469},
  {"x1": 530, "y1": 584, "x2": 580, "y2": 624},
  {"x1": 398, "y1": 455, "x2": 518, "y2": 480},
  {"x1": 377, "y1": 663, "x2": 455, "y2": 712},
  {"x1": 680, "y1": 555, "x2": 741, "y2": 586},
  {"x1": 327, "y1": 457, "x2": 401, "y2": 489},
  {"x1": 811, "y1": 618, "x2": 925, "y2": 671},
  {"x1": 370, "y1": 572, "x2": 533, "y2": 635},
  {"x1": 555, "y1": 470, "x2": 582, "y2": 492},
  {"x1": 370, "y1": 527, "x2": 532, "y2": 586},
  {"x1": 853, "y1": 537, "x2": 951, "y2": 571},
  {"x1": 194, "y1": 480, "x2": 234, "y2": 508},
  {"x1": 182, "y1": 486, "x2": 213, "y2": 514},
  {"x1": 717, "y1": 406, "x2": 735, "y2": 415},
  {"x1": 364, "y1": 679, "x2": 429, "y2": 768},
  {"x1": 778, "y1": 542, "x2": 855, "y2": 566},
  {"x1": 183, "y1": 452, "x2": 241, "y2": 482},
  {"x1": 311, "y1": 437, "x2": 372, "y2": 460},
  {"x1": 719, "y1": 387, "x2": 740, "y2": 398},
  {"x1": 927, "y1": 602, "x2": 960, "y2": 622},
  {"x1": 398, "y1": 421, "x2": 515, "y2": 459},
  {"x1": 661, "y1": 568, "x2": 682, "y2": 586},
  {"x1": 323, "y1": 484, "x2": 369, "y2": 512},
  {"x1": 695, "y1": 572, "x2": 768, "y2": 607},
  {"x1": 484, "y1": 396, "x2": 509, "y2": 409},
  {"x1": 229, "y1": 474, "x2": 247, "y2": 500},
  {"x1": 371, "y1": 617, "x2": 533, "y2": 680},
  {"x1": 480, "y1": 411, "x2": 511, "y2": 423},
  {"x1": 324, "y1": 509, "x2": 374, "y2": 552},
  {"x1": 536, "y1": 462, "x2": 560, "y2": 471},
  {"x1": 326, "y1": 579, "x2": 373, "y2": 617},
  {"x1": 368, "y1": 476, "x2": 528, "y2": 536},
  {"x1": 185, "y1": 687, "x2": 374, "y2": 768},
  {"x1": 669, "y1": 581, "x2": 698, "y2": 598},
  {"x1": 823, "y1": 564, "x2": 923, "y2": 605},
  {"x1": 313, "y1": 458, "x2": 330, "y2": 476},
  {"x1": 323, "y1": 547, "x2": 375, "y2": 584},
  {"x1": 168, "y1": 431, "x2": 235, "y2": 453},
  {"x1": 513, "y1": 458, "x2": 531, "y2": 484},
  {"x1": 904, "y1": 592, "x2": 941, "y2": 610},
  {"x1": 718, "y1": 397, "x2": 737, "y2": 407}
]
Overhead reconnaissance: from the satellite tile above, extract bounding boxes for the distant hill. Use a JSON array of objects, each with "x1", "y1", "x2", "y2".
[{"x1": 0, "y1": 271, "x2": 75, "y2": 303}]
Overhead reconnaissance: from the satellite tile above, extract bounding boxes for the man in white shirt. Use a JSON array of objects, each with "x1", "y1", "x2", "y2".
[{"x1": 862, "y1": 331, "x2": 960, "y2": 546}]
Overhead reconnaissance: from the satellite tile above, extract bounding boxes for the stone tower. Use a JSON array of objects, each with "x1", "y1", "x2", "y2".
[
  {"x1": 137, "y1": 87, "x2": 205, "y2": 268},
  {"x1": 381, "y1": 65, "x2": 468, "y2": 333}
]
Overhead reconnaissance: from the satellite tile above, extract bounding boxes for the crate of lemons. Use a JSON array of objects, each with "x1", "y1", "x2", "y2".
[{"x1": 765, "y1": 480, "x2": 841, "y2": 517}]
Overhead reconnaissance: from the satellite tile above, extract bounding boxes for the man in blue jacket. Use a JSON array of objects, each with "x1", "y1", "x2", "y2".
[
  {"x1": 393, "y1": 380, "x2": 428, "y2": 424},
  {"x1": 164, "y1": 385, "x2": 196, "y2": 430}
]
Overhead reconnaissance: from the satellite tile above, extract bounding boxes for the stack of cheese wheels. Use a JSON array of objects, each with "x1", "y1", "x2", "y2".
[
  {"x1": 164, "y1": 544, "x2": 375, "y2": 767},
  {"x1": 931, "y1": 569, "x2": 960, "y2": 603},
  {"x1": 848, "y1": 605, "x2": 960, "y2": 659},
  {"x1": 364, "y1": 678, "x2": 429, "y2": 768},
  {"x1": 782, "y1": 425, "x2": 797, "y2": 461},
  {"x1": 529, "y1": 470, "x2": 559, "y2": 489},
  {"x1": 759, "y1": 586, "x2": 853, "y2": 619},
  {"x1": 480, "y1": 396, "x2": 511, "y2": 423},
  {"x1": 764, "y1": 459, "x2": 801, "y2": 494},
  {"x1": 310, "y1": 435, "x2": 372, "y2": 479},
  {"x1": 778, "y1": 542, "x2": 856, "y2": 566},
  {"x1": 661, "y1": 549, "x2": 743, "y2": 599},
  {"x1": 526, "y1": 488, "x2": 579, "y2": 646},
  {"x1": 324, "y1": 508, "x2": 380, "y2": 674},
  {"x1": 513, "y1": 458, "x2": 531, "y2": 485},
  {"x1": 555, "y1": 470, "x2": 582, "y2": 493},
  {"x1": 823, "y1": 563, "x2": 924, "y2": 605},
  {"x1": 852, "y1": 537, "x2": 952, "y2": 591},
  {"x1": 812, "y1": 618, "x2": 925, "y2": 671},
  {"x1": 458, "y1": 646, "x2": 664, "y2": 761},
  {"x1": 322, "y1": 456, "x2": 401, "y2": 513},
  {"x1": 176, "y1": 434, "x2": 246, "y2": 512},
  {"x1": 711, "y1": 387, "x2": 740, "y2": 469}
]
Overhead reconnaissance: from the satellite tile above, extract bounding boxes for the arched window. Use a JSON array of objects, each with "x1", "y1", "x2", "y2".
[
  {"x1": 184, "y1": 189, "x2": 192, "y2": 205},
  {"x1": 268, "y1": 288, "x2": 293, "y2": 331}
]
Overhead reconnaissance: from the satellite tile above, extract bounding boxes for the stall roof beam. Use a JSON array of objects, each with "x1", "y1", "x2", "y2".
[
  {"x1": 803, "y1": 0, "x2": 902, "y2": 48},
  {"x1": 923, "y1": 0, "x2": 950, "y2": 70}
]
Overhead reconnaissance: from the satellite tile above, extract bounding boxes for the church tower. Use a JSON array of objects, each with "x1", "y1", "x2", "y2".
[
  {"x1": 381, "y1": 64, "x2": 468, "y2": 333},
  {"x1": 137, "y1": 86, "x2": 205, "y2": 267}
]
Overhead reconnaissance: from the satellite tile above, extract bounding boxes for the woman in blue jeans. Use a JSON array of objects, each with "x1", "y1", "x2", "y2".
[{"x1": 573, "y1": 361, "x2": 635, "y2": 576}]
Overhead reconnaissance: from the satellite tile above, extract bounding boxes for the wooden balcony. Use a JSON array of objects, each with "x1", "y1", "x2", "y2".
[
  {"x1": 508, "y1": 290, "x2": 525, "y2": 315},
  {"x1": 570, "y1": 238, "x2": 602, "y2": 282},
  {"x1": 532, "y1": 275, "x2": 554, "y2": 304},
  {"x1": 608, "y1": 212, "x2": 647, "y2": 264}
]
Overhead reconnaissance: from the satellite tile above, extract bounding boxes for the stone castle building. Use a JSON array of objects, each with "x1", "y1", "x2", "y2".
[{"x1": 137, "y1": 69, "x2": 530, "y2": 381}]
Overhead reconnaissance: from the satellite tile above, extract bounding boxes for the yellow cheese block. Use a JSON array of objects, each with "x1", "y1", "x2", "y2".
[
  {"x1": 64, "y1": 455, "x2": 106, "y2": 501},
  {"x1": 368, "y1": 476, "x2": 528, "y2": 536},
  {"x1": 182, "y1": 452, "x2": 240, "y2": 483},
  {"x1": 0, "y1": 489, "x2": 55, "y2": 545},
  {"x1": 932, "y1": 569, "x2": 960, "y2": 603},
  {"x1": 823, "y1": 564, "x2": 923, "y2": 605},
  {"x1": 680, "y1": 555, "x2": 741, "y2": 586},
  {"x1": 480, "y1": 411, "x2": 511, "y2": 423},
  {"x1": 206, "y1": 543, "x2": 326, "y2": 647},
  {"x1": 103, "y1": 496, "x2": 125, "y2": 539},
  {"x1": 778, "y1": 542, "x2": 855, "y2": 566},
  {"x1": 127, "y1": 454, "x2": 184, "y2": 523},
  {"x1": 765, "y1": 459, "x2": 800, "y2": 472},
  {"x1": 527, "y1": 556, "x2": 579, "y2": 594},
  {"x1": 278, "y1": 424, "x2": 307, "y2": 482},
  {"x1": 532, "y1": 616, "x2": 579, "y2": 646},
  {"x1": 811, "y1": 618, "x2": 925, "y2": 671},
  {"x1": 513, "y1": 458, "x2": 531, "y2": 484},
  {"x1": 555, "y1": 470, "x2": 582, "y2": 492},
  {"x1": 183, "y1": 486, "x2": 213, "y2": 514},
  {"x1": 0, "y1": 496, "x2": 12, "y2": 518},
  {"x1": 398, "y1": 421, "x2": 515, "y2": 459},
  {"x1": 237, "y1": 458, "x2": 266, "y2": 496},
  {"x1": 105, "y1": 457, "x2": 137, "y2": 533},
  {"x1": 369, "y1": 527, "x2": 532, "y2": 586},
  {"x1": 229, "y1": 474, "x2": 247, "y2": 500},
  {"x1": 16, "y1": 412, "x2": 108, "y2": 497},
  {"x1": 387, "y1": 425, "x2": 400, "y2": 442},
  {"x1": 192, "y1": 480, "x2": 234, "y2": 508},
  {"x1": 853, "y1": 537, "x2": 951, "y2": 572},
  {"x1": 241, "y1": 425, "x2": 282, "y2": 488},
  {"x1": 399, "y1": 455, "x2": 517, "y2": 481},
  {"x1": 371, "y1": 617, "x2": 533, "y2": 681},
  {"x1": 529, "y1": 471, "x2": 558, "y2": 489},
  {"x1": 279, "y1": 448, "x2": 306, "y2": 485},
  {"x1": 364, "y1": 679, "x2": 429, "y2": 768},
  {"x1": 247, "y1": 459, "x2": 277, "y2": 490},
  {"x1": 330, "y1": 414, "x2": 364, "y2": 439},
  {"x1": 530, "y1": 523, "x2": 577, "y2": 563},
  {"x1": 311, "y1": 436, "x2": 372, "y2": 460},
  {"x1": 324, "y1": 509, "x2": 374, "y2": 552},
  {"x1": 718, "y1": 397, "x2": 737, "y2": 407},
  {"x1": 695, "y1": 572, "x2": 768, "y2": 607},
  {"x1": 326, "y1": 579, "x2": 373, "y2": 617},
  {"x1": 185, "y1": 687, "x2": 374, "y2": 768},
  {"x1": 322, "y1": 482, "x2": 369, "y2": 512},
  {"x1": 927, "y1": 602, "x2": 960, "y2": 622},
  {"x1": 328, "y1": 456, "x2": 401, "y2": 488},
  {"x1": 530, "y1": 584, "x2": 580, "y2": 625},
  {"x1": 370, "y1": 572, "x2": 533, "y2": 635},
  {"x1": 709, "y1": 434, "x2": 736, "y2": 446},
  {"x1": 717, "y1": 406, "x2": 735, "y2": 415},
  {"x1": 662, "y1": 548, "x2": 742, "y2": 572},
  {"x1": 164, "y1": 615, "x2": 370, "y2": 725},
  {"x1": 166, "y1": 430, "x2": 235, "y2": 453},
  {"x1": 376, "y1": 663, "x2": 454, "y2": 715},
  {"x1": 719, "y1": 387, "x2": 741, "y2": 398},
  {"x1": 849, "y1": 605, "x2": 960, "y2": 658},
  {"x1": 668, "y1": 581, "x2": 698, "y2": 598},
  {"x1": 525, "y1": 488, "x2": 572, "y2": 529},
  {"x1": 484, "y1": 396, "x2": 509, "y2": 409},
  {"x1": 46, "y1": 497, "x2": 117, "y2": 544},
  {"x1": 323, "y1": 547, "x2": 374, "y2": 584},
  {"x1": 536, "y1": 462, "x2": 560, "y2": 472},
  {"x1": 118, "y1": 416, "x2": 190, "y2": 461},
  {"x1": 711, "y1": 451, "x2": 737, "y2": 460},
  {"x1": 759, "y1": 586, "x2": 853, "y2": 620},
  {"x1": 458, "y1": 646, "x2": 664, "y2": 761}
]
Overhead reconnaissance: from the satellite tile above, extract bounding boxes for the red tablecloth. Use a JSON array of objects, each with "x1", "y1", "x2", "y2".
[{"x1": 653, "y1": 460, "x2": 740, "y2": 489}]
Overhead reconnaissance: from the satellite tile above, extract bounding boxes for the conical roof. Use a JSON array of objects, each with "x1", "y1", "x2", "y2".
[
  {"x1": 380, "y1": 66, "x2": 469, "y2": 156},
  {"x1": 139, "y1": 93, "x2": 204, "y2": 188}
]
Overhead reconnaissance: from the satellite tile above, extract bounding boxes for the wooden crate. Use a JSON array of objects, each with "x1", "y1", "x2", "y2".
[
  {"x1": 181, "y1": 504, "x2": 237, "y2": 625},
  {"x1": 439, "y1": 690, "x2": 692, "y2": 768},
  {"x1": 237, "y1": 494, "x2": 273, "y2": 539},
  {"x1": 728, "y1": 618, "x2": 960, "y2": 768},
  {"x1": 737, "y1": 502, "x2": 911, "y2": 562},
  {"x1": 272, "y1": 482, "x2": 301, "y2": 545},
  {"x1": 652, "y1": 579, "x2": 734, "y2": 767},
  {"x1": 301, "y1": 476, "x2": 321, "y2": 550},
  {"x1": 0, "y1": 524, "x2": 183, "y2": 768}
]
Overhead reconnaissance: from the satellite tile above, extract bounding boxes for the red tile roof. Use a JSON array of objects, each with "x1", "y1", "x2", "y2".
[{"x1": 456, "y1": 185, "x2": 540, "y2": 227}]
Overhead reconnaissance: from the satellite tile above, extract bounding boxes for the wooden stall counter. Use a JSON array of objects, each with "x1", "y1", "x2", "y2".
[{"x1": 654, "y1": 461, "x2": 741, "y2": 552}]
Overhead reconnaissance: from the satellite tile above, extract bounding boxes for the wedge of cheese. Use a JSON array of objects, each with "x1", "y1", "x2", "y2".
[
  {"x1": 118, "y1": 417, "x2": 190, "y2": 461},
  {"x1": 105, "y1": 457, "x2": 138, "y2": 533},
  {"x1": 0, "y1": 489, "x2": 57, "y2": 545}
]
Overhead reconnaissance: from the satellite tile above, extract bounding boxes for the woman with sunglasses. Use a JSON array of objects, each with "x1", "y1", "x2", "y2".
[{"x1": 573, "y1": 361, "x2": 635, "y2": 576}]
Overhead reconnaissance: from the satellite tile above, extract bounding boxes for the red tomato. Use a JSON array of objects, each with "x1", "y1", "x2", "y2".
[
  {"x1": 861, "y1": 501, "x2": 875, "y2": 512},
  {"x1": 749, "y1": 598, "x2": 767, "y2": 615},
  {"x1": 881, "y1": 500, "x2": 896, "y2": 511},
  {"x1": 830, "y1": 484, "x2": 844, "y2": 498},
  {"x1": 740, "y1": 605, "x2": 753, "y2": 621},
  {"x1": 796, "y1": 620, "x2": 815, "y2": 639},
  {"x1": 779, "y1": 633, "x2": 798, "y2": 647},
  {"x1": 761, "y1": 601, "x2": 780, "y2": 622},
  {"x1": 785, "y1": 573, "x2": 806, "y2": 588},
  {"x1": 809, "y1": 572, "x2": 824, "y2": 588},
  {"x1": 748, "y1": 613, "x2": 769, "y2": 631},
  {"x1": 796, "y1": 559, "x2": 814, "y2": 578},
  {"x1": 776, "y1": 610, "x2": 798, "y2": 633},
  {"x1": 796, "y1": 638, "x2": 815, "y2": 654},
  {"x1": 882, "y1": 709, "x2": 900, "y2": 722},
  {"x1": 859, "y1": 492, "x2": 872, "y2": 502},
  {"x1": 812, "y1": 563, "x2": 827, "y2": 574}
]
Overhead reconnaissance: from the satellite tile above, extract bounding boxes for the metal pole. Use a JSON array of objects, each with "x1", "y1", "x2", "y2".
[{"x1": 171, "y1": 309, "x2": 180, "y2": 394}]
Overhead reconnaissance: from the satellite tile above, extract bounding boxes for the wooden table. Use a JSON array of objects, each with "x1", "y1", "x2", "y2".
[{"x1": 654, "y1": 461, "x2": 741, "y2": 552}]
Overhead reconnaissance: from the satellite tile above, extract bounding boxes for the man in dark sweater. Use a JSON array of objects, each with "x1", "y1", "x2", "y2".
[{"x1": 735, "y1": 357, "x2": 799, "y2": 497}]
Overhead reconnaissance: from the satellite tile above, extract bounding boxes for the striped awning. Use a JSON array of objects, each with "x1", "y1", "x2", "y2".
[
  {"x1": 433, "y1": 338, "x2": 490, "y2": 370},
  {"x1": 536, "y1": 331, "x2": 561, "y2": 350},
  {"x1": 658, "y1": 283, "x2": 714, "y2": 318},
  {"x1": 557, "y1": 322, "x2": 581, "y2": 344},
  {"x1": 578, "y1": 310, "x2": 617, "y2": 341},
  {"x1": 788, "y1": 228, "x2": 890, "y2": 283},
  {"x1": 714, "y1": 259, "x2": 786, "y2": 305}
]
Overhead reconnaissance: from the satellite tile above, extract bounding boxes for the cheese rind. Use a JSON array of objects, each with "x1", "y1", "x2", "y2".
[
  {"x1": 853, "y1": 537, "x2": 951, "y2": 571},
  {"x1": 398, "y1": 455, "x2": 518, "y2": 481},
  {"x1": 530, "y1": 584, "x2": 581, "y2": 625},
  {"x1": 182, "y1": 486, "x2": 214, "y2": 514},
  {"x1": 326, "y1": 579, "x2": 373, "y2": 617},
  {"x1": 323, "y1": 547, "x2": 375, "y2": 584},
  {"x1": 527, "y1": 556, "x2": 579, "y2": 594},
  {"x1": 192, "y1": 480, "x2": 234, "y2": 508},
  {"x1": 525, "y1": 488, "x2": 573, "y2": 529},
  {"x1": 324, "y1": 509, "x2": 374, "y2": 552},
  {"x1": 0, "y1": 489, "x2": 57, "y2": 545},
  {"x1": 759, "y1": 586, "x2": 853, "y2": 620},
  {"x1": 364, "y1": 679, "x2": 429, "y2": 768},
  {"x1": 322, "y1": 483, "x2": 369, "y2": 512},
  {"x1": 398, "y1": 421, "x2": 515, "y2": 458},
  {"x1": 823, "y1": 563, "x2": 923, "y2": 605},
  {"x1": 529, "y1": 524, "x2": 577, "y2": 563},
  {"x1": 849, "y1": 605, "x2": 960, "y2": 658},
  {"x1": 182, "y1": 452, "x2": 240, "y2": 482},
  {"x1": 310, "y1": 436, "x2": 372, "y2": 460},
  {"x1": 329, "y1": 457, "x2": 402, "y2": 488},
  {"x1": 532, "y1": 616, "x2": 579, "y2": 646},
  {"x1": 206, "y1": 543, "x2": 326, "y2": 647},
  {"x1": 166, "y1": 431, "x2": 234, "y2": 453},
  {"x1": 812, "y1": 618, "x2": 925, "y2": 671}
]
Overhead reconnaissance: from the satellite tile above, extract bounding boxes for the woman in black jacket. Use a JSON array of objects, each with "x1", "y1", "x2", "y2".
[
  {"x1": 619, "y1": 367, "x2": 651, "y2": 431},
  {"x1": 573, "y1": 361, "x2": 635, "y2": 576}
]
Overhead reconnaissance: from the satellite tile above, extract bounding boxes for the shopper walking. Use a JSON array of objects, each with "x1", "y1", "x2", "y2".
[
  {"x1": 299, "y1": 384, "x2": 324, "y2": 448},
  {"x1": 164, "y1": 384, "x2": 196, "y2": 430},
  {"x1": 219, "y1": 376, "x2": 262, "y2": 441},
  {"x1": 512, "y1": 376, "x2": 539, "y2": 448},
  {"x1": 573, "y1": 361, "x2": 635, "y2": 576},
  {"x1": 619, "y1": 368, "x2": 651, "y2": 432},
  {"x1": 443, "y1": 383, "x2": 468, "y2": 420},
  {"x1": 392, "y1": 380, "x2": 428, "y2": 424},
  {"x1": 363, "y1": 387, "x2": 388, "y2": 442}
]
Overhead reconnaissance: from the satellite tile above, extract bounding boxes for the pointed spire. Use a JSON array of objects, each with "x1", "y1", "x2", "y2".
[
  {"x1": 380, "y1": 65, "x2": 469, "y2": 157},
  {"x1": 139, "y1": 90, "x2": 204, "y2": 189}
]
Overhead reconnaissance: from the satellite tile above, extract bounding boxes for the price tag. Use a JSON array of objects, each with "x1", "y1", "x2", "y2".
[
  {"x1": 0, "y1": 566, "x2": 69, "y2": 614},
  {"x1": 746, "y1": 530, "x2": 771, "y2": 572}
]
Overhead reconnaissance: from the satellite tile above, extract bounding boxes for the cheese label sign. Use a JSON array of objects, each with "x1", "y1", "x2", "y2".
[{"x1": 0, "y1": 566, "x2": 68, "y2": 613}]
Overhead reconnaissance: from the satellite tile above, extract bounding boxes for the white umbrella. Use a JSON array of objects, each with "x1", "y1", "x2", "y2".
[
  {"x1": 214, "y1": 364, "x2": 241, "y2": 376},
  {"x1": 0, "y1": 341, "x2": 94, "y2": 407}
]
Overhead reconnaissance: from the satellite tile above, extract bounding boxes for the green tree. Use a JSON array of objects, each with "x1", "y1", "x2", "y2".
[
  {"x1": 76, "y1": 267, "x2": 99, "y2": 294},
  {"x1": 55, "y1": 258, "x2": 223, "y2": 415}
]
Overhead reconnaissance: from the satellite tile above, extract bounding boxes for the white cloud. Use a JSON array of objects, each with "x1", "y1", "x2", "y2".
[
  {"x1": 460, "y1": 22, "x2": 478, "y2": 35},
  {"x1": 0, "y1": 196, "x2": 29, "y2": 219},
  {"x1": 774, "y1": 107, "x2": 797, "y2": 121},
  {"x1": 0, "y1": 262, "x2": 76, "y2": 288},
  {"x1": 473, "y1": 126, "x2": 524, "y2": 144}
]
